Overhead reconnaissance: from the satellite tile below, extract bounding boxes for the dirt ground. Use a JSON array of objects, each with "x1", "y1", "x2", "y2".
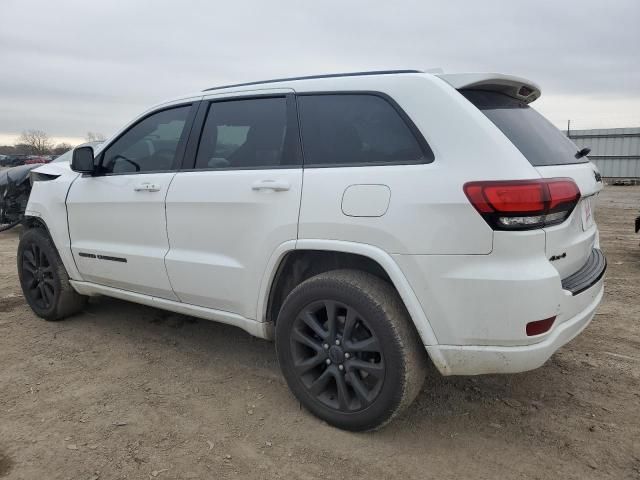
[{"x1": 1, "y1": 186, "x2": 639, "y2": 480}]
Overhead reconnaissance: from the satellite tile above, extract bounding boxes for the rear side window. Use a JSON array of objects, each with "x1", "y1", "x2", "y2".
[
  {"x1": 297, "y1": 94, "x2": 430, "y2": 166},
  {"x1": 195, "y1": 96, "x2": 297, "y2": 169},
  {"x1": 462, "y1": 90, "x2": 586, "y2": 166}
]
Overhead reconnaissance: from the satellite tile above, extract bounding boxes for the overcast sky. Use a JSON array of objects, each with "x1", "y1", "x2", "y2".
[{"x1": 1, "y1": 0, "x2": 639, "y2": 145}]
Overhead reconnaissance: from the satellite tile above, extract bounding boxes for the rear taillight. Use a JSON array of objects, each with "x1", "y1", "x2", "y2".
[{"x1": 463, "y1": 178, "x2": 581, "y2": 231}]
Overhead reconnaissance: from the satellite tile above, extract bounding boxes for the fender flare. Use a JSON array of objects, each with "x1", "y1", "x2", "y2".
[
  {"x1": 23, "y1": 210, "x2": 83, "y2": 281},
  {"x1": 257, "y1": 239, "x2": 441, "y2": 349}
]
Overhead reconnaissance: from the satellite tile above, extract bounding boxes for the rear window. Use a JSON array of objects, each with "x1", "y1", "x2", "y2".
[{"x1": 462, "y1": 90, "x2": 586, "y2": 167}]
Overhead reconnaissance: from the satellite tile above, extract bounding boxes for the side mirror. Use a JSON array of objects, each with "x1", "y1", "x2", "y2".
[{"x1": 71, "y1": 146, "x2": 95, "y2": 173}]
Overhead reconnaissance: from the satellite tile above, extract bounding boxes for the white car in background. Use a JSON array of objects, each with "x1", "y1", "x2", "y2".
[{"x1": 17, "y1": 70, "x2": 605, "y2": 431}]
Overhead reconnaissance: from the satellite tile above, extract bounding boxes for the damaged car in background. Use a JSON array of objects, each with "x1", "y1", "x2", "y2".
[
  {"x1": 0, "y1": 163, "x2": 36, "y2": 229},
  {"x1": 0, "y1": 142, "x2": 101, "y2": 232}
]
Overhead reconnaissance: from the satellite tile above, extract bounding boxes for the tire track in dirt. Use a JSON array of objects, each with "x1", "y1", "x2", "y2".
[
  {"x1": 0, "y1": 295, "x2": 23, "y2": 313},
  {"x1": 0, "y1": 448, "x2": 13, "y2": 478}
]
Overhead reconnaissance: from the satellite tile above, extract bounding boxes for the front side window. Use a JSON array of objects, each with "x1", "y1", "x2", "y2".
[
  {"x1": 195, "y1": 97, "x2": 294, "y2": 169},
  {"x1": 297, "y1": 94, "x2": 428, "y2": 166},
  {"x1": 101, "y1": 106, "x2": 190, "y2": 174}
]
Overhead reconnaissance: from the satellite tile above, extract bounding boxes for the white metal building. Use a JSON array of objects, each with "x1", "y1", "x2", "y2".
[{"x1": 567, "y1": 127, "x2": 640, "y2": 178}]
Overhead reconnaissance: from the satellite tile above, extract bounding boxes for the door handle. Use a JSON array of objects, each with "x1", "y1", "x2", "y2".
[
  {"x1": 251, "y1": 179, "x2": 291, "y2": 192},
  {"x1": 134, "y1": 183, "x2": 161, "y2": 192}
]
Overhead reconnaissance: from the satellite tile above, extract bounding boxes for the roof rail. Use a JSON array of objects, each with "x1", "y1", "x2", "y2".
[{"x1": 202, "y1": 69, "x2": 423, "y2": 92}]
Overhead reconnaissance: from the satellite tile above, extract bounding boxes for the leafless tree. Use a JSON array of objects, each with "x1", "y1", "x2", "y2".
[
  {"x1": 17, "y1": 130, "x2": 53, "y2": 155},
  {"x1": 52, "y1": 142, "x2": 74, "y2": 156},
  {"x1": 85, "y1": 132, "x2": 106, "y2": 142}
]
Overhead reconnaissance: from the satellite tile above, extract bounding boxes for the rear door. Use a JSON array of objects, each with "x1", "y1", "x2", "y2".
[
  {"x1": 463, "y1": 90, "x2": 602, "y2": 278},
  {"x1": 164, "y1": 91, "x2": 302, "y2": 319},
  {"x1": 67, "y1": 102, "x2": 197, "y2": 299}
]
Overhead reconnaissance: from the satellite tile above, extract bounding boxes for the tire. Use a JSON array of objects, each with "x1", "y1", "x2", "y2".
[
  {"x1": 17, "y1": 227, "x2": 87, "y2": 321},
  {"x1": 275, "y1": 269, "x2": 427, "y2": 431}
]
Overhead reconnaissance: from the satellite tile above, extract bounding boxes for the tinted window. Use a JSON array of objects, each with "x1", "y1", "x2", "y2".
[
  {"x1": 101, "y1": 106, "x2": 190, "y2": 174},
  {"x1": 195, "y1": 97, "x2": 294, "y2": 169},
  {"x1": 297, "y1": 94, "x2": 426, "y2": 166},
  {"x1": 462, "y1": 90, "x2": 586, "y2": 166}
]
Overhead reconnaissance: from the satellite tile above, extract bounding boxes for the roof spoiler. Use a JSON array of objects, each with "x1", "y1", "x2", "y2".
[{"x1": 436, "y1": 73, "x2": 541, "y2": 103}]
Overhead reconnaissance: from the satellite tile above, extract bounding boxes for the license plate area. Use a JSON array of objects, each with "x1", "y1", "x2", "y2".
[{"x1": 581, "y1": 196, "x2": 595, "y2": 231}]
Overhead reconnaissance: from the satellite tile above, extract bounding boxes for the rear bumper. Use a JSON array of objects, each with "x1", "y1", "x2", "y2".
[
  {"x1": 426, "y1": 276, "x2": 604, "y2": 375},
  {"x1": 393, "y1": 229, "x2": 606, "y2": 376}
]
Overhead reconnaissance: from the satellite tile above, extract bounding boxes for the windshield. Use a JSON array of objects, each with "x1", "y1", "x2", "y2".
[
  {"x1": 462, "y1": 90, "x2": 587, "y2": 167},
  {"x1": 52, "y1": 150, "x2": 72, "y2": 163}
]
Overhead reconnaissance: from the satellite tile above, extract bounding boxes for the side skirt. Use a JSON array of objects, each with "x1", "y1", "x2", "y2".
[{"x1": 70, "y1": 280, "x2": 272, "y2": 340}]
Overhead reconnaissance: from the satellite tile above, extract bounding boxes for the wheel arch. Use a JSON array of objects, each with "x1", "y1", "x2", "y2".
[
  {"x1": 23, "y1": 215, "x2": 49, "y2": 232},
  {"x1": 259, "y1": 239, "x2": 440, "y2": 347},
  {"x1": 22, "y1": 212, "x2": 83, "y2": 281}
]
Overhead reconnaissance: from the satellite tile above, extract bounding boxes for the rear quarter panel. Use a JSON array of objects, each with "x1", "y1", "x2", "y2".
[{"x1": 296, "y1": 74, "x2": 544, "y2": 255}]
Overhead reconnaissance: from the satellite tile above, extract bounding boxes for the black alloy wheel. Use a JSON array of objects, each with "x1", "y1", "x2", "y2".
[
  {"x1": 21, "y1": 241, "x2": 56, "y2": 310},
  {"x1": 276, "y1": 270, "x2": 427, "y2": 431},
  {"x1": 290, "y1": 299, "x2": 385, "y2": 412},
  {"x1": 18, "y1": 227, "x2": 87, "y2": 320}
]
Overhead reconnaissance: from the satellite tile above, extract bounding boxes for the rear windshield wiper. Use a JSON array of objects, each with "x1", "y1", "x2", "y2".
[{"x1": 575, "y1": 147, "x2": 591, "y2": 159}]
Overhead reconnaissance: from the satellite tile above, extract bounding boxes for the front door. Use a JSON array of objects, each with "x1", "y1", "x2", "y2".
[
  {"x1": 164, "y1": 93, "x2": 303, "y2": 319},
  {"x1": 67, "y1": 103, "x2": 197, "y2": 299}
]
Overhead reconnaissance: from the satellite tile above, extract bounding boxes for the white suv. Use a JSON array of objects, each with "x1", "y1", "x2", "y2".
[{"x1": 19, "y1": 70, "x2": 606, "y2": 431}]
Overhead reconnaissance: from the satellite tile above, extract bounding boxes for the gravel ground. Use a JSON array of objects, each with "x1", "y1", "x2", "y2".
[{"x1": 0, "y1": 186, "x2": 639, "y2": 480}]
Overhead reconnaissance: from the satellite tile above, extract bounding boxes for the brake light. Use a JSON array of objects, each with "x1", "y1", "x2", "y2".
[{"x1": 463, "y1": 179, "x2": 581, "y2": 230}]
